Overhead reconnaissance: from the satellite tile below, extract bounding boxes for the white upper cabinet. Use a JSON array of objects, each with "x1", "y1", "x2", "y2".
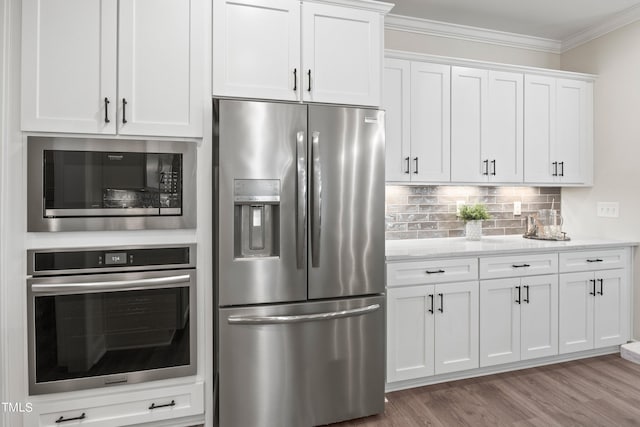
[
  {"x1": 213, "y1": 0, "x2": 392, "y2": 106},
  {"x1": 524, "y1": 75, "x2": 593, "y2": 185},
  {"x1": 118, "y1": 0, "x2": 204, "y2": 137},
  {"x1": 451, "y1": 67, "x2": 523, "y2": 183},
  {"x1": 212, "y1": 0, "x2": 300, "y2": 101},
  {"x1": 383, "y1": 59, "x2": 411, "y2": 182},
  {"x1": 410, "y1": 62, "x2": 451, "y2": 182},
  {"x1": 22, "y1": 0, "x2": 204, "y2": 137},
  {"x1": 22, "y1": 0, "x2": 118, "y2": 134},
  {"x1": 383, "y1": 60, "x2": 450, "y2": 182}
]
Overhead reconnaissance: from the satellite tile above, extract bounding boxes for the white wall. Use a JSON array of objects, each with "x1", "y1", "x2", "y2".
[
  {"x1": 385, "y1": 28, "x2": 561, "y2": 68},
  {"x1": 561, "y1": 21, "x2": 640, "y2": 339}
]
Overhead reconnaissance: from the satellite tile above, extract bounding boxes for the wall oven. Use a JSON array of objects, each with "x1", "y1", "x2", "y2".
[
  {"x1": 28, "y1": 137, "x2": 196, "y2": 231},
  {"x1": 27, "y1": 245, "x2": 197, "y2": 395}
]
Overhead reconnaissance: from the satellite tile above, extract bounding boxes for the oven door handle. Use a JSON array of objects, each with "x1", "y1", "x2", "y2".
[{"x1": 30, "y1": 275, "x2": 191, "y2": 294}]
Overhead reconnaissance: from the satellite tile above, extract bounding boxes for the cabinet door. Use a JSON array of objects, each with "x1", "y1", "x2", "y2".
[
  {"x1": 521, "y1": 274, "x2": 558, "y2": 360},
  {"x1": 212, "y1": 0, "x2": 300, "y2": 101},
  {"x1": 410, "y1": 63, "x2": 451, "y2": 182},
  {"x1": 301, "y1": 2, "x2": 381, "y2": 106},
  {"x1": 559, "y1": 272, "x2": 594, "y2": 354},
  {"x1": 524, "y1": 75, "x2": 556, "y2": 183},
  {"x1": 434, "y1": 281, "x2": 479, "y2": 374},
  {"x1": 556, "y1": 78, "x2": 588, "y2": 184},
  {"x1": 21, "y1": 0, "x2": 117, "y2": 134},
  {"x1": 594, "y1": 269, "x2": 629, "y2": 348},
  {"x1": 480, "y1": 278, "x2": 520, "y2": 367},
  {"x1": 451, "y1": 67, "x2": 488, "y2": 183},
  {"x1": 118, "y1": 0, "x2": 204, "y2": 137},
  {"x1": 383, "y1": 59, "x2": 411, "y2": 182},
  {"x1": 387, "y1": 285, "x2": 435, "y2": 382},
  {"x1": 487, "y1": 71, "x2": 523, "y2": 183}
]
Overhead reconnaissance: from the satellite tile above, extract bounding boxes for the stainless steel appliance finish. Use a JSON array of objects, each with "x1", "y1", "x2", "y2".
[
  {"x1": 27, "y1": 137, "x2": 196, "y2": 232},
  {"x1": 27, "y1": 245, "x2": 197, "y2": 395},
  {"x1": 214, "y1": 99, "x2": 386, "y2": 427},
  {"x1": 219, "y1": 296, "x2": 385, "y2": 427}
]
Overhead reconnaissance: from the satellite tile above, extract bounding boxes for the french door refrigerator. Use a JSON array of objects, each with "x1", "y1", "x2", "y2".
[{"x1": 214, "y1": 98, "x2": 385, "y2": 427}]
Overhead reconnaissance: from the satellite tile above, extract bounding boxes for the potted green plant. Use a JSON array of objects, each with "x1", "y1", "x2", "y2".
[{"x1": 459, "y1": 204, "x2": 490, "y2": 240}]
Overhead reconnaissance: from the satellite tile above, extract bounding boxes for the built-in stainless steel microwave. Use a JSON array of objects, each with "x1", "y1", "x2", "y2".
[{"x1": 28, "y1": 137, "x2": 196, "y2": 231}]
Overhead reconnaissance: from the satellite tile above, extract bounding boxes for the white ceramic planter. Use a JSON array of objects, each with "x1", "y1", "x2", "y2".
[{"x1": 465, "y1": 220, "x2": 483, "y2": 240}]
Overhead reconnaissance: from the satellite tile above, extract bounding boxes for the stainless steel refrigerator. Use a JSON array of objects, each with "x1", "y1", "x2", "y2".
[{"x1": 213, "y1": 99, "x2": 385, "y2": 427}]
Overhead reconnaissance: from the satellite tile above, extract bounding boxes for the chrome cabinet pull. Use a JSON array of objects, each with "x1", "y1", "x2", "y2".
[
  {"x1": 295, "y1": 131, "x2": 307, "y2": 269},
  {"x1": 228, "y1": 304, "x2": 380, "y2": 325}
]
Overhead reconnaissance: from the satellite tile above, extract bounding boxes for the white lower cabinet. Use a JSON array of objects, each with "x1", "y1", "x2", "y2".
[
  {"x1": 480, "y1": 274, "x2": 558, "y2": 367},
  {"x1": 386, "y1": 281, "x2": 479, "y2": 383},
  {"x1": 25, "y1": 382, "x2": 204, "y2": 427},
  {"x1": 559, "y1": 268, "x2": 629, "y2": 354}
]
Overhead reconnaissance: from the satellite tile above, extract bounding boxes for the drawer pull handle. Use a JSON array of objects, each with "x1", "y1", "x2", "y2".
[
  {"x1": 597, "y1": 278, "x2": 604, "y2": 295},
  {"x1": 586, "y1": 259, "x2": 603, "y2": 263},
  {"x1": 149, "y1": 400, "x2": 176, "y2": 410},
  {"x1": 515, "y1": 286, "x2": 521, "y2": 304},
  {"x1": 438, "y1": 293, "x2": 444, "y2": 313},
  {"x1": 512, "y1": 264, "x2": 530, "y2": 268},
  {"x1": 589, "y1": 279, "x2": 596, "y2": 296},
  {"x1": 428, "y1": 294, "x2": 434, "y2": 314},
  {"x1": 425, "y1": 269, "x2": 445, "y2": 274},
  {"x1": 523, "y1": 285, "x2": 530, "y2": 304},
  {"x1": 56, "y1": 413, "x2": 86, "y2": 423}
]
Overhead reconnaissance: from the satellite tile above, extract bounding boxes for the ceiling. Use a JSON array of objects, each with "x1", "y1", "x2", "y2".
[{"x1": 388, "y1": 0, "x2": 640, "y2": 40}]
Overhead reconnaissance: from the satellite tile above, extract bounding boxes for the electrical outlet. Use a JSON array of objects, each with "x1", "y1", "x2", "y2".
[
  {"x1": 513, "y1": 201, "x2": 521, "y2": 216},
  {"x1": 597, "y1": 202, "x2": 619, "y2": 218},
  {"x1": 456, "y1": 200, "x2": 465, "y2": 217}
]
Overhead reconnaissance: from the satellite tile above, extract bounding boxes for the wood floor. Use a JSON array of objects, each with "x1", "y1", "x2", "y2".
[{"x1": 331, "y1": 354, "x2": 640, "y2": 426}]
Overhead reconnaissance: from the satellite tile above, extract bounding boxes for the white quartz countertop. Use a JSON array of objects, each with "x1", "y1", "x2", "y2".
[{"x1": 386, "y1": 235, "x2": 638, "y2": 262}]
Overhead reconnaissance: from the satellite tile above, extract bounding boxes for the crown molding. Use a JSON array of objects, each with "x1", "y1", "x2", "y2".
[
  {"x1": 385, "y1": 14, "x2": 562, "y2": 54},
  {"x1": 561, "y1": 3, "x2": 640, "y2": 52}
]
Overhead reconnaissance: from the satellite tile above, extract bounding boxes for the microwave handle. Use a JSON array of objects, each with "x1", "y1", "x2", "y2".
[{"x1": 31, "y1": 275, "x2": 191, "y2": 294}]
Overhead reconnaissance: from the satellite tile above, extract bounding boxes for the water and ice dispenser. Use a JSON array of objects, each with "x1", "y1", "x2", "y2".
[{"x1": 233, "y1": 179, "x2": 280, "y2": 258}]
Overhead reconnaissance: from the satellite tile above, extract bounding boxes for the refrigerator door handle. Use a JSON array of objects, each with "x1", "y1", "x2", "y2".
[
  {"x1": 311, "y1": 131, "x2": 322, "y2": 268},
  {"x1": 227, "y1": 303, "x2": 380, "y2": 325},
  {"x1": 296, "y1": 131, "x2": 307, "y2": 269}
]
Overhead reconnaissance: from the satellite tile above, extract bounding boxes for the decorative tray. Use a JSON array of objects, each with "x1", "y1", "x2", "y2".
[{"x1": 523, "y1": 234, "x2": 571, "y2": 241}]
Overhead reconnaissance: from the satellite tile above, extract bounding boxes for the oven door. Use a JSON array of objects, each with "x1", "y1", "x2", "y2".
[{"x1": 27, "y1": 269, "x2": 196, "y2": 395}]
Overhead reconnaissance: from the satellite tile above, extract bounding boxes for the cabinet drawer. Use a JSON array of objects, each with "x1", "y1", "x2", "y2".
[
  {"x1": 559, "y1": 249, "x2": 627, "y2": 273},
  {"x1": 480, "y1": 253, "x2": 558, "y2": 279},
  {"x1": 27, "y1": 382, "x2": 204, "y2": 427},
  {"x1": 387, "y1": 258, "x2": 478, "y2": 287}
]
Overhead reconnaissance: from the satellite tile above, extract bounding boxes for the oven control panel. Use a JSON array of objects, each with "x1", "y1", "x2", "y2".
[{"x1": 28, "y1": 245, "x2": 195, "y2": 276}]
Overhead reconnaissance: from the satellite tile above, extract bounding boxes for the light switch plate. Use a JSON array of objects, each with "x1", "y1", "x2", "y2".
[
  {"x1": 513, "y1": 201, "x2": 521, "y2": 216},
  {"x1": 597, "y1": 202, "x2": 619, "y2": 218}
]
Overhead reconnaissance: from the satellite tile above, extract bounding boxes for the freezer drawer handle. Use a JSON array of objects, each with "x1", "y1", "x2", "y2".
[
  {"x1": 56, "y1": 413, "x2": 86, "y2": 423},
  {"x1": 227, "y1": 304, "x2": 380, "y2": 325},
  {"x1": 31, "y1": 275, "x2": 191, "y2": 294}
]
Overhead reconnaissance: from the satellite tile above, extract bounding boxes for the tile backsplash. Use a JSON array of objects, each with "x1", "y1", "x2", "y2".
[{"x1": 385, "y1": 186, "x2": 561, "y2": 240}]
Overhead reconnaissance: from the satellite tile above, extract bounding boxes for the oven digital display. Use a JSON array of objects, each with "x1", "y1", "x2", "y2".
[{"x1": 105, "y1": 252, "x2": 127, "y2": 265}]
